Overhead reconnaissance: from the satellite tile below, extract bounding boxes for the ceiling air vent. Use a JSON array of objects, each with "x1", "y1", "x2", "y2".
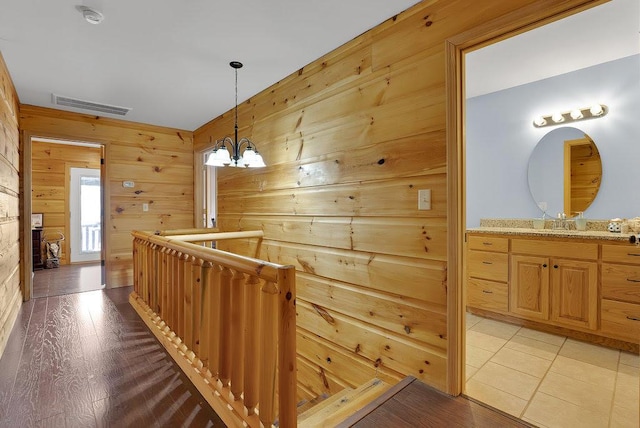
[{"x1": 51, "y1": 94, "x2": 132, "y2": 116}]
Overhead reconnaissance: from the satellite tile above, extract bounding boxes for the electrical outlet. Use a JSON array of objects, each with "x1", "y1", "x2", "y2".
[
  {"x1": 123, "y1": 181, "x2": 134, "y2": 188},
  {"x1": 142, "y1": 203, "x2": 149, "y2": 212},
  {"x1": 418, "y1": 189, "x2": 431, "y2": 210}
]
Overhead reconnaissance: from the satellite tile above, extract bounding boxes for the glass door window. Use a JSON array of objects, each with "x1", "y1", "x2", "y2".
[{"x1": 70, "y1": 168, "x2": 101, "y2": 262}]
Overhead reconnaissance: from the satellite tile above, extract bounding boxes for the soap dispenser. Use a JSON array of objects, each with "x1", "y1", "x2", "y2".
[{"x1": 575, "y1": 212, "x2": 587, "y2": 231}]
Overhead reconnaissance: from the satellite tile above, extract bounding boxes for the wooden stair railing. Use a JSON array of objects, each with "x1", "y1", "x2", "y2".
[{"x1": 130, "y1": 229, "x2": 297, "y2": 428}]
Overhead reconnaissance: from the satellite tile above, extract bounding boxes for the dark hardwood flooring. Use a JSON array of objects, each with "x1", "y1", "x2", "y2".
[
  {"x1": 0, "y1": 286, "x2": 225, "y2": 427},
  {"x1": 337, "y1": 377, "x2": 534, "y2": 428},
  {"x1": 33, "y1": 262, "x2": 104, "y2": 299}
]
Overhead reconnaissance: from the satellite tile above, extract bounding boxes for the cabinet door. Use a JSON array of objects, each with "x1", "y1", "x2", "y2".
[
  {"x1": 550, "y1": 259, "x2": 598, "y2": 330},
  {"x1": 510, "y1": 255, "x2": 549, "y2": 320}
]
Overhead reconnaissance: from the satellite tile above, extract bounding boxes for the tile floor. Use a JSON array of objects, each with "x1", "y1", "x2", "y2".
[{"x1": 465, "y1": 313, "x2": 639, "y2": 428}]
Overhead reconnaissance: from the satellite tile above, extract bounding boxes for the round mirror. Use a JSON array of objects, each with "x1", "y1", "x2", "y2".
[{"x1": 527, "y1": 126, "x2": 602, "y2": 218}]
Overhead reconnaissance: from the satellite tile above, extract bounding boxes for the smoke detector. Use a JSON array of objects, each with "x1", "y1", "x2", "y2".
[{"x1": 75, "y1": 5, "x2": 104, "y2": 24}]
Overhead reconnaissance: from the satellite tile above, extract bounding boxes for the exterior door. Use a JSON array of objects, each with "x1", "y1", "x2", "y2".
[{"x1": 70, "y1": 167, "x2": 102, "y2": 263}]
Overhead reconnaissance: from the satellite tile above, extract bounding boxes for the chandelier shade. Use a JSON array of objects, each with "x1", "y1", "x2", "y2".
[{"x1": 205, "y1": 61, "x2": 266, "y2": 168}]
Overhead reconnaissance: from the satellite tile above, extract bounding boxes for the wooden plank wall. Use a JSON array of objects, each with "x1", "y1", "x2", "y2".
[
  {"x1": 20, "y1": 106, "x2": 194, "y2": 286},
  {"x1": 0, "y1": 52, "x2": 21, "y2": 357},
  {"x1": 31, "y1": 141, "x2": 101, "y2": 265},
  {"x1": 193, "y1": 0, "x2": 556, "y2": 396}
]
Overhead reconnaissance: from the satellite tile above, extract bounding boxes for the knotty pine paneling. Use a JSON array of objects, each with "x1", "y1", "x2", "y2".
[
  {"x1": 32, "y1": 140, "x2": 101, "y2": 265},
  {"x1": 217, "y1": 215, "x2": 447, "y2": 261},
  {"x1": 0, "y1": 52, "x2": 21, "y2": 358},
  {"x1": 296, "y1": 329, "x2": 404, "y2": 389},
  {"x1": 195, "y1": 0, "x2": 601, "y2": 395},
  {"x1": 20, "y1": 105, "x2": 194, "y2": 286}
]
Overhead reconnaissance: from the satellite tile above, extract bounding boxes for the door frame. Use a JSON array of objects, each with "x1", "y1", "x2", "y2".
[
  {"x1": 22, "y1": 133, "x2": 108, "y2": 301},
  {"x1": 445, "y1": 0, "x2": 608, "y2": 395}
]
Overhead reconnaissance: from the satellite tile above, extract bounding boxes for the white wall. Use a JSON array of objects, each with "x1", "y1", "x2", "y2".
[{"x1": 466, "y1": 54, "x2": 640, "y2": 227}]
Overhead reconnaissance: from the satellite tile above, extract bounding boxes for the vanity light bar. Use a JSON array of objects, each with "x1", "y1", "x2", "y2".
[{"x1": 533, "y1": 104, "x2": 608, "y2": 128}]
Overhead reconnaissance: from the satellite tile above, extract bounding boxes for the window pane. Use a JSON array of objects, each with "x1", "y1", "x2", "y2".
[{"x1": 80, "y1": 176, "x2": 101, "y2": 252}]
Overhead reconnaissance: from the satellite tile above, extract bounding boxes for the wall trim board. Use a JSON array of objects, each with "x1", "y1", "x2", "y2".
[{"x1": 445, "y1": 0, "x2": 609, "y2": 396}]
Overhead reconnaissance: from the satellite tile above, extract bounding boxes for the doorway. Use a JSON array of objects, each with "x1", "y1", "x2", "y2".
[
  {"x1": 454, "y1": 0, "x2": 638, "y2": 425},
  {"x1": 31, "y1": 138, "x2": 105, "y2": 298},
  {"x1": 70, "y1": 167, "x2": 102, "y2": 263}
]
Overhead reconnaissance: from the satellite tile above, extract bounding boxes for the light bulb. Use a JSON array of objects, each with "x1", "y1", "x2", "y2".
[
  {"x1": 533, "y1": 116, "x2": 547, "y2": 127},
  {"x1": 551, "y1": 112, "x2": 564, "y2": 123},
  {"x1": 590, "y1": 104, "x2": 604, "y2": 116},
  {"x1": 570, "y1": 109, "x2": 583, "y2": 120}
]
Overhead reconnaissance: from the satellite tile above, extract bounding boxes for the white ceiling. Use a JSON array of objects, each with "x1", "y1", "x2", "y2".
[
  {"x1": 466, "y1": 0, "x2": 640, "y2": 99},
  {"x1": 0, "y1": 0, "x2": 421, "y2": 130},
  {"x1": 2, "y1": 1, "x2": 637, "y2": 131}
]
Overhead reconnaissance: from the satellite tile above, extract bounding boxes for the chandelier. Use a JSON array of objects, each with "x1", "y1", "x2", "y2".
[{"x1": 206, "y1": 61, "x2": 266, "y2": 168}]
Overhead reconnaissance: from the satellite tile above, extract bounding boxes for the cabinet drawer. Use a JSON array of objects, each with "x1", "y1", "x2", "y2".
[
  {"x1": 467, "y1": 278, "x2": 508, "y2": 312},
  {"x1": 602, "y1": 244, "x2": 640, "y2": 265},
  {"x1": 602, "y1": 263, "x2": 640, "y2": 304},
  {"x1": 511, "y1": 239, "x2": 597, "y2": 260},
  {"x1": 467, "y1": 250, "x2": 508, "y2": 282},
  {"x1": 601, "y1": 299, "x2": 640, "y2": 344},
  {"x1": 468, "y1": 235, "x2": 508, "y2": 253}
]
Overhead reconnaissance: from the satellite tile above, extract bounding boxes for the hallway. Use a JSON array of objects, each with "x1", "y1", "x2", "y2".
[
  {"x1": 33, "y1": 262, "x2": 104, "y2": 299},
  {"x1": 0, "y1": 287, "x2": 224, "y2": 427}
]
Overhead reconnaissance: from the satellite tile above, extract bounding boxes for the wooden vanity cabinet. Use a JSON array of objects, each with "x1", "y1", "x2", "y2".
[
  {"x1": 467, "y1": 233, "x2": 618, "y2": 345},
  {"x1": 466, "y1": 236, "x2": 509, "y2": 313},
  {"x1": 601, "y1": 244, "x2": 640, "y2": 343},
  {"x1": 509, "y1": 239, "x2": 598, "y2": 331}
]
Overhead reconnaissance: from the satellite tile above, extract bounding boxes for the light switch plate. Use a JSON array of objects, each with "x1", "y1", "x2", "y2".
[
  {"x1": 142, "y1": 203, "x2": 149, "y2": 212},
  {"x1": 123, "y1": 181, "x2": 134, "y2": 188},
  {"x1": 418, "y1": 189, "x2": 431, "y2": 210}
]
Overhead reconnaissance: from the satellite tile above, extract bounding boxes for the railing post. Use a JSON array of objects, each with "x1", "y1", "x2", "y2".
[
  {"x1": 278, "y1": 267, "x2": 297, "y2": 428},
  {"x1": 171, "y1": 249, "x2": 181, "y2": 332},
  {"x1": 184, "y1": 255, "x2": 195, "y2": 351},
  {"x1": 133, "y1": 238, "x2": 139, "y2": 295},
  {"x1": 147, "y1": 242, "x2": 155, "y2": 307},
  {"x1": 175, "y1": 252, "x2": 186, "y2": 338},
  {"x1": 160, "y1": 247, "x2": 169, "y2": 319},
  {"x1": 259, "y1": 280, "x2": 278, "y2": 428},
  {"x1": 195, "y1": 260, "x2": 208, "y2": 366},
  {"x1": 243, "y1": 275, "x2": 261, "y2": 415},
  {"x1": 206, "y1": 262, "x2": 222, "y2": 381},
  {"x1": 230, "y1": 270, "x2": 246, "y2": 401},
  {"x1": 152, "y1": 244, "x2": 161, "y2": 313},
  {"x1": 219, "y1": 267, "x2": 233, "y2": 387}
]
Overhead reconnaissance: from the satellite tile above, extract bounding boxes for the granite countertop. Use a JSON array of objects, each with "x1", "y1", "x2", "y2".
[
  {"x1": 466, "y1": 226, "x2": 633, "y2": 241},
  {"x1": 467, "y1": 218, "x2": 637, "y2": 242}
]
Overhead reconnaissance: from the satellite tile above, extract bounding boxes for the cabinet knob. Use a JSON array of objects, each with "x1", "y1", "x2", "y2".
[
  {"x1": 542, "y1": 264, "x2": 547, "y2": 268},
  {"x1": 627, "y1": 278, "x2": 640, "y2": 283},
  {"x1": 627, "y1": 316, "x2": 640, "y2": 322},
  {"x1": 553, "y1": 264, "x2": 559, "y2": 269},
  {"x1": 482, "y1": 290, "x2": 493, "y2": 294},
  {"x1": 482, "y1": 261, "x2": 493, "y2": 265}
]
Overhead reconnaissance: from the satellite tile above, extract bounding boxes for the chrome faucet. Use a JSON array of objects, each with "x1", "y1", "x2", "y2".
[{"x1": 552, "y1": 213, "x2": 569, "y2": 230}]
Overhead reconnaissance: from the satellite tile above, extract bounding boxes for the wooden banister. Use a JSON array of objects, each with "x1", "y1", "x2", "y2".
[{"x1": 130, "y1": 229, "x2": 297, "y2": 428}]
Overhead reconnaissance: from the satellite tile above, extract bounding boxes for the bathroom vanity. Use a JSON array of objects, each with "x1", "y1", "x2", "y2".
[{"x1": 466, "y1": 225, "x2": 640, "y2": 351}]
